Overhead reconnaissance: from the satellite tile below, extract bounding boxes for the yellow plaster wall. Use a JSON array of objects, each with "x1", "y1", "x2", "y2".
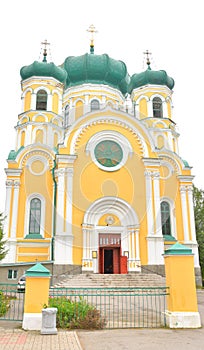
[
  {"x1": 16, "y1": 163, "x2": 53, "y2": 240},
  {"x1": 24, "y1": 276, "x2": 50, "y2": 313},
  {"x1": 24, "y1": 91, "x2": 31, "y2": 111},
  {"x1": 69, "y1": 124, "x2": 148, "y2": 265},
  {"x1": 139, "y1": 98, "x2": 147, "y2": 118},
  {"x1": 52, "y1": 92, "x2": 59, "y2": 114},
  {"x1": 165, "y1": 255, "x2": 198, "y2": 312},
  {"x1": 75, "y1": 100, "x2": 84, "y2": 120}
]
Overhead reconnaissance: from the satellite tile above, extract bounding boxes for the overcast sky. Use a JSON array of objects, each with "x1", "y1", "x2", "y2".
[{"x1": 0, "y1": 0, "x2": 203, "y2": 212}]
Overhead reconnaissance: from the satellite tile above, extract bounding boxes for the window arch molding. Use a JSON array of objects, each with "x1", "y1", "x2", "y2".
[
  {"x1": 160, "y1": 197, "x2": 176, "y2": 239},
  {"x1": 32, "y1": 126, "x2": 46, "y2": 144},
  {"x1": 24, "y1": 193, "x2": 45, "y2": 238}
]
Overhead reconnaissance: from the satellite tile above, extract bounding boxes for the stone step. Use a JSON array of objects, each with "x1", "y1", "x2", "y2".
[{"x1": 54, "y1": 273, "x2": 166, "y2": 288}]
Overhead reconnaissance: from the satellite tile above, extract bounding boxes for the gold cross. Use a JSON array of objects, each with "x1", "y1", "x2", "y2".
[
  {"x1": 87, "y1": 24, "x2": 98, "y2": 53},
  {"x1": 41, "y1": 39, "x2": 50, "y2": 62},
  {"x1": 143, "y1": 49, "x2": 152, "y2": 66}
]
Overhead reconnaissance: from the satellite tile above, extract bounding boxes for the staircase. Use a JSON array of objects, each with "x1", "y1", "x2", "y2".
[{"x1": 53, "y1": 273, "x2": 166, "y2": 288}]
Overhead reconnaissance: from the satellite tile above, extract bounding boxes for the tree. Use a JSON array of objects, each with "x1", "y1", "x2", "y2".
[
  {"x1": 0, "y1": 212, "x2": 7, "y2": 261},
  {"x1": 193, "y1": 186, "x2": 204, "y2": 282}
]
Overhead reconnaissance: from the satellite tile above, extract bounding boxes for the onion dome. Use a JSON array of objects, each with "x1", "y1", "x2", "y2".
[
  {"x1": 20, "y1": 60, "x2": 67, "y2": 84},
  {"x1": 128, "y1": 65, "x2": 175, "y2": 94},
  {"x1": 62, "y1": 53, "x2": 130, "y2": 95}
]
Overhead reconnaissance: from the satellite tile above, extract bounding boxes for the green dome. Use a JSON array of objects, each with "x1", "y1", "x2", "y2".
[
  {"x1": 20, "y1": 61, "x2": 67, "y2": 84},
  {"x1": 128, "y1": 66, "x2": 174, "y2": 93},
  {"x1": 62, "y1": 53, "x2": 130, "y2": 95}
]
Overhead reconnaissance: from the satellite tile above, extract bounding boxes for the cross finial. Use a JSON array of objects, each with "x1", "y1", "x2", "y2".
[
  {"x1": 143, "y1": 49, "x2": 152, "y2": 68},
  {"x1": 87, "y1": 24, "x2": 98, "y2": 54},
  {"x1": 41, "y1": 39, "x2": 50, "y2": 62}
]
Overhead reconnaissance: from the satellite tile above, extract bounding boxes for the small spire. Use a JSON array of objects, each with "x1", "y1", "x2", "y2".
[
  {"x1": 143, "y1": 50, "x2": 152, "y2": 69},
  {"x1": 87, "y1": 24, "x2": 98, "y2": 54},
  {"x1": 41, "y1": 39, "x2": 50, "y2": 62}
]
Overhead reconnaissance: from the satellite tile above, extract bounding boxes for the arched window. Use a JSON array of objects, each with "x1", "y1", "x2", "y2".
[
  {"x1": 64, "y1": 105, "x2": 70, "y2": 127},
  {"x1": 36, "y1": 90, "x2": 47, "y2": 110},
  {"x1": 161, "y1": 201, "x2": 171, "y2": 235},
  {"x1": 29, "y1": 198, "x2": 41, "y2": 235},
  {"x1": 91, "y1": 99, "x2": 100, "y2": 111},
  {"x1": 153, "y1": 97, "x2": 163, "y2": 118}
]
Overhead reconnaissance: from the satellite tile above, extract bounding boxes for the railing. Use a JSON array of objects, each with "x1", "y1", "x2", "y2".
[
  {"x1": 49, "y1": 286, "x2": 169, "y2": 328},
  {"x1": 0, "y1": 284, "x2": 25, "y2": 321}
]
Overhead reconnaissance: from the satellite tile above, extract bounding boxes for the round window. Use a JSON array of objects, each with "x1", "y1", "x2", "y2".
[{"x1": 94, "y1": 140, "x2": 123, "y2": 168}]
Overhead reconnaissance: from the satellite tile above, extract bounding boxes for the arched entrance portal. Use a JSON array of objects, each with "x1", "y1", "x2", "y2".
[{"x1": 82, "y1": 197, "x2": 140, "y2": 274}]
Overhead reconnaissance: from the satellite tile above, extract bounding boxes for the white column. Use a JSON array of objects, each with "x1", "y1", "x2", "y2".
[
  {"x1": 65, "y1": 168, "x2": 74, "y2": 235},
  {"x1": 187, "y1": 186, "x2": 197, "y2": 242},
  {"x1": 25, "y1": 125, "x2": 32, "y2": 146},
  {"x1": 55, "y1": 168, "x2": 65, "y2": 234},
  {"x1": 135, "y1": 229, "x2": 140, "y2": 261},
  {"x1": 10, "y1": 180, "x2": 20, "y2": 239},
  {"x1": 31, "y1": 93, "x2": 36, "y2": 110},
  {"x1": 180, "y1": 185, "x2": 189, "y2": 242},
  {"x1": 3, "y1": 180, "x2": 13, "y2": 238},
  {"x1": 84, "y1": 94, "x2": 90, "y2": 113},
  {"x1": 58, "y1": 96, "x2": 63, "y2": 114},
  {"x1": 144, "y1": 170, "x2": 154, "y2": 236},
  {"x1": 147, "y1": 100, "x2": 153, "y2": 117},
  {"x1": 82, "y1": 226, "x2": 94, "y2": 272},
  {"x1": 152, "y1": 171, "x2": 162, "y2": 236},
  {"x1": 47, "y1": 93, "x2": 52, "y2": 111},
  {"x1": 163, "y1": 101, "x2": 168, "y2": 118}
]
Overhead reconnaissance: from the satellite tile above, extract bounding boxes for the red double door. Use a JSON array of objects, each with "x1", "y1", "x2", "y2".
[{"x1": 99, "y1": 247, "x2": 127, "y2": 274}]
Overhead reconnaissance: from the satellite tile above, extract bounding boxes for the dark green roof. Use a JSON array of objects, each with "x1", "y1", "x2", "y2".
[
  {"x1": 26, "y1": 262, "x2": 51, "y2": 277},
  {"x1": 62, "y1": 53, "x2": 130, "y2": 95},
  {"x1": 164, "y1": 242, "x2": 192, "y2": 255},
  {"x1": 20, "y1": 61, "x2": 67, "y2": 83},
  {"x1": 128, "y1": 66, "x2": 175, "y2": 93}
]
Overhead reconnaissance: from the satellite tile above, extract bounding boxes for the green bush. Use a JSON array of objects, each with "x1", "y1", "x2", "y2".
[
  {"x1": 0, "y1": 291, "x2": 9, "y2": 317},
  {"x1": 48, "y1": 296, "x2": 106, "y2": 329}
]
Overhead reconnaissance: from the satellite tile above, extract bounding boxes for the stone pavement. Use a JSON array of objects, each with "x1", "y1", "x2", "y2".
[
  {"x1": 0, "y1": 290, "x2": 203, "y2": 350},
  {"x1": 0, "y1": 328, "x2": 83, "y2": 350}
]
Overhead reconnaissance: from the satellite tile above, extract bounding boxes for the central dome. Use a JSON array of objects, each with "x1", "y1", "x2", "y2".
[{"x1": 62, "y1": 53, "x2": 130, "y2": 95}]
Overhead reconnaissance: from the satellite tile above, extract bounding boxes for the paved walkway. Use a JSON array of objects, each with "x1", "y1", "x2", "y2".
[{"x1": 0, "y1": 290, "x2": 203, "y2": 350}]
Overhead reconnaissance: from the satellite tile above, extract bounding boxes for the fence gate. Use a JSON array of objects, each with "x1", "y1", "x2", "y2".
[
  {"x1": 0, "y1": 284, "x2": 25, "y2": 321},
  {"x1": 49, "y1": 286, "x2": 169, "y2": 329}
]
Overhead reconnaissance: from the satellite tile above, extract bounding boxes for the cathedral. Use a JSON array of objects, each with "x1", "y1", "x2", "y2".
[{"x1": 2, "y1": 29, "x2": 200, "y2": 279}]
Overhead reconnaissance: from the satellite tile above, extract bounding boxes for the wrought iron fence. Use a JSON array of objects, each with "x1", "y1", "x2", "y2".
[
  {"x1": 0, "y1": 284, "x2": 25, "y2": 321},
  {"x1": 49, "y1": 286, "x2": 169, "y2": 329}
]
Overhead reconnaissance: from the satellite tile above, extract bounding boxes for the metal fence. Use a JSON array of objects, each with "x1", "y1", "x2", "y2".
[
  {"x1": 0, "y1": 284, "x2": 25, "y2": 321},
  {"x1": 49, "y1": 286, "x2": 169, "y2": 329}
]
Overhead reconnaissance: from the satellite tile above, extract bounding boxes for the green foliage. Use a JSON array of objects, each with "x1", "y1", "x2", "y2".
[
  {"x1": 0, "y1": 213, "x2": 7, "y2": 261},
  {"x1": 193, "y1": 186, "x2": 204, "y2": 280},
  {"x1": 0, "y1": 291, "x2": 9, "y2": 317},
  {"x1": 48, "y1": 296, "x2": 106, "y2": 329}
]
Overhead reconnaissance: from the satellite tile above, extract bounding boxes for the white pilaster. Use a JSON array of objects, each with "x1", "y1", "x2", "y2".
[
  {"x1": 144, "y1": 170, "x2": 154, "y2": 236},
  {"x1": 10, "y1": 180, "x2": 20, "y2": 239},
  {"x1": 47, "y1": 93, "x2": 52, "y2": 111},
  {"x1": 152, "y1": 171, "x2": 162, "y2": 236},
  {"x1": 187, "y1": 185, "x2": 196, "y2": 242},
  {"x1": 3, "y1": 180, "x2": 13, "y2": 238},
  {"x1": 180, "y1": 186, "x2": 189, "y2": 242},
  {"x1": 55, "y1": 168, "x2": 65, "y2": 234},
  {"x1": 65, "y1": 168, "x2": 74, "y2": 235},
  {"x1": 31, "y1": 93, "x2": 36, "y2": 110}
]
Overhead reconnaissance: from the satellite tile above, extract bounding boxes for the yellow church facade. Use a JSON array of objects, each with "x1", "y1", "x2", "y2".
[{"x1": 2, "y1": 41, "x2": 200, "y2": 279}]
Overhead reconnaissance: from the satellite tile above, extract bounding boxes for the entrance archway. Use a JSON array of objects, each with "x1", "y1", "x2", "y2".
[{"x1": 82, "y1": 197, "x2": 140, "y2": 274}]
